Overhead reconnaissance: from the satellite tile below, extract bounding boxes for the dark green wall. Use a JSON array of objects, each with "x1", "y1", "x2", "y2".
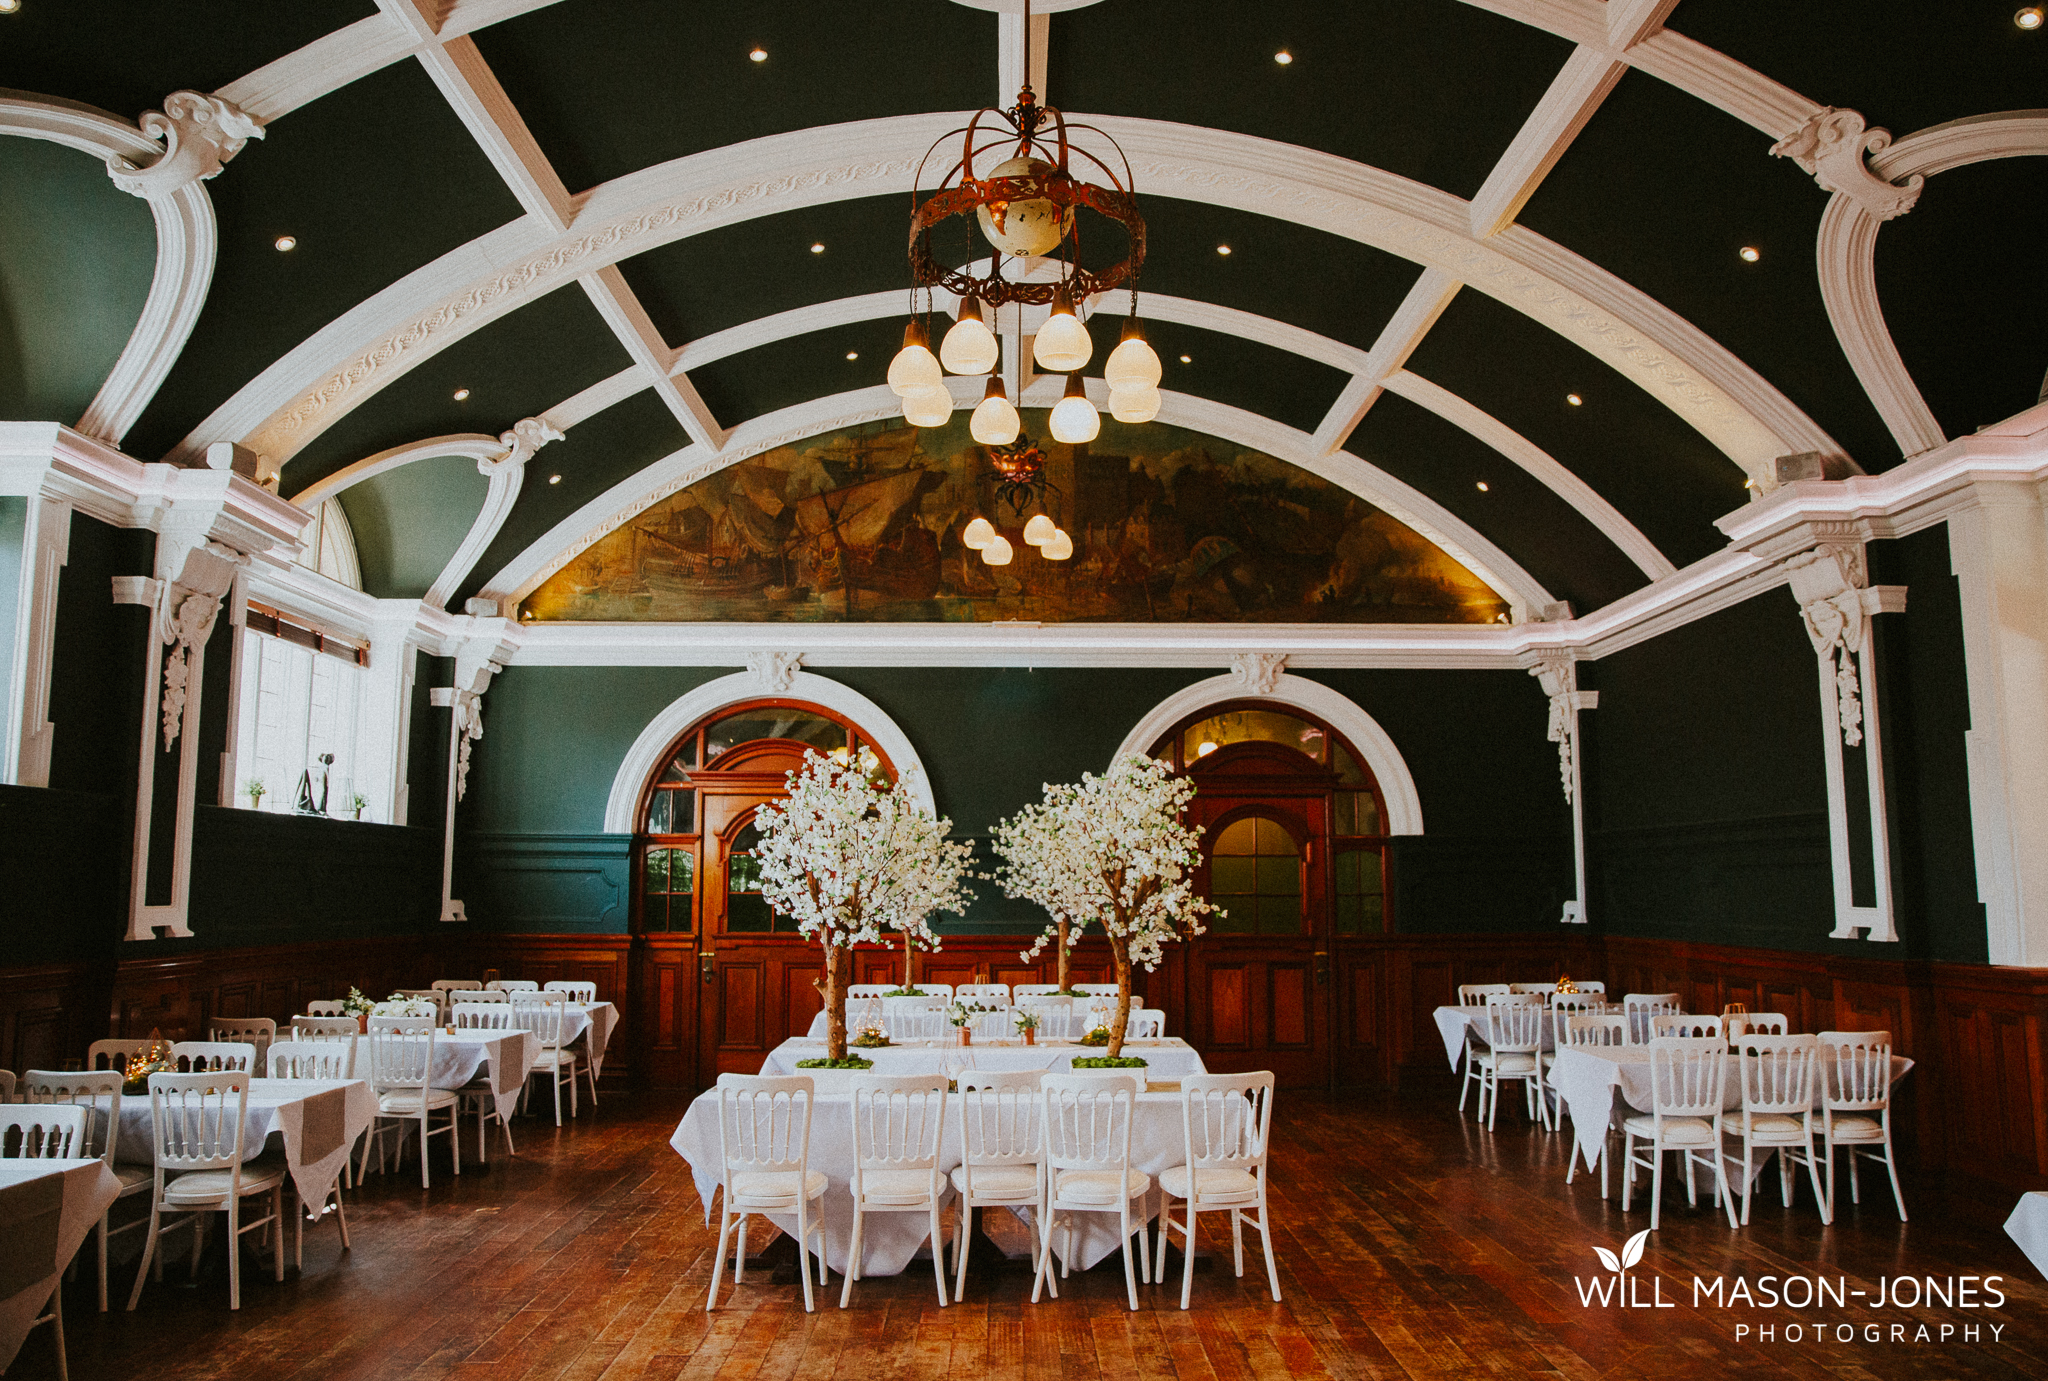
[
  {"x1": 457, "y1": 663, "x2": 1571, "y2": 936},
  {"x1": 1583, "y1": 531, "x2": 1984, "y2": 962}
]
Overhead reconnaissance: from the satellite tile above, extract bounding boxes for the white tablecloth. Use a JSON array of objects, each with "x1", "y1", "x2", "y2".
[
  {"x1": 2005, "y1": 1193, "x2": 2048, "y2": 1281},
  {"x1": 763, "y1": 1037, "x2": 1208, "y2": 1085},
  {"x1": 1550, "y1": 1045, "x2": 1915, "y2": 1169},
  {"x1": 808, "y1": 998, "x2": 1137, "y2": 1042},
  {"x1": 0, "y1": 1159, "x2": 120, "y2": 1370},
  {"x1": 562, "y1": 1002, "x2": 619, "y2": 1082},
  {"x1": 1432, "y1": 1005, "x2": 1560, "y2": 1071},
  {"x1": 432, "y1": 1032, "x2": 540, "y2": 1124},
  {"x1": 671, "y1": 1085, "x2": 1205, "y2": 1279},
  {"x1": 111, "y1": 1078, "x2": 377, "y2": 1211}
]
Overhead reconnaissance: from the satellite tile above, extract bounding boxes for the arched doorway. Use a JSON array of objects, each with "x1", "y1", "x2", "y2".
[
  {"x1": 632, "y1": 698, "x2": 898, "y2": 1086},
  {"x1": 1153, "y1": 702, "x2": 1390, "y2": 1087}
]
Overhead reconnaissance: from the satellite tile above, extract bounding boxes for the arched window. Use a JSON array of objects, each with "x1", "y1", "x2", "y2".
[
  {"x1": 636, "y1": 699, "x2": 893, "y2": 935},
  {"x1": 1208, "y1": 812, "x2": 1304, "y2": 934}
]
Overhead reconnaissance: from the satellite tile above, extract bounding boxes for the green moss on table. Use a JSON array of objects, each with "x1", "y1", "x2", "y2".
[
  {"x1": 795, "y1": 1055, "x2": 876, "y2": 1070},
  {"x1": 1070, "y1": 1056, "x2": 1149, "y2": 1069}
]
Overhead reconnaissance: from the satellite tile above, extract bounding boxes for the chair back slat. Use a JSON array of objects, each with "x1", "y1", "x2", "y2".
[
  {"x1": 1016, "y1": 996, "x2": 1075, "y2": 1039},
  {"x1": 510, "y1": 994, "x2": 568, "y2": 1048},
  {"x1": 21, "y1": 1070, "x2": 122, "y2": 1163},
  {"x1": 1653, "y1": 1014, "x2": 1723, "y2": 1040},
  {"x1": 207, "y1": 1018, "x2": 277, "y2": 1058},
  {"x1": 1737, "y1": 1034, "x2": 1817, "y2": 1114},
  {"x1": 431, "y1": 980, "x2": 478, "y2": 993},
  {"x1": 0, "y1": 1104, "x2": 89, "y2": 1159},
  {"x1": 1040, "y1": 1073, "x2": 1137, "y2": 1174},
  {"x1": 87, "y1": 1039, "x2": 151, "y2": 1073},
  {"x1": 1456, "y1": 983, "x2": 1510, "y2": 1004},
  {"x1": 267, "y1": 1039, "x2": 353, "y2": 1080},
  {"x1": 884, "y1": 996, "x2": 949, "y2": 1042},
  {"x1": 1571, "y1": 981, "x2": 1607, "y2": 993},
  {"x1": 849, "y1": 1074, "x2": 947, "y2": 1172},
  {"x1": 543, "y1": 980, "x2": 597, "y2": 1002},
  {"x1": 170, "y1": 1040, "x2": 256, "y2": 1074},
  {"x1": 1647, "y1": 1037, "x2": 1726, "y2": 1118},
  {"x1": 1727, "y1": 1012, "x2": 1789, "y2": 1042},
  {"x1": 444, "y1": 988, "x2": 509, "y2": 1006},
  {"x1": 305, "y1": 999, "x2": 347, "y2": 1016},
  {"x1": 1565, "y1": 1014, "x2": 1629, "y2": 1048},
  {"x1": 1180, "y1": 1073, "x2": 1274, "y2": 1174},
  {"x1": 955, "y1": 983, "x2": 1011, "y2": 1004},
  {"x1": 486, "y1": 980, "x2": 539, "y2": 991},
  {"x1": 1819, "y1": 1030, "x2": 1892, "y2": 1110},
  {"x1": 715, "y1": 1074, "x2": 813, "y2": 1176},
  {"x1": 1487, "y1": 1001, "x2": 1546, "y2": 1051},
  {"x1": 293, "y1": 1015, "x2": 360, "y2": 1041},
  {"x1": 454, "y1": 1002, "x2": 517, "y2": 1031},
  {"x1": 1623, "y1": 993, "x2": 1682, "y2": 1044},
  {"x1": 1507, "y1": 982, "x2": 1554, "y2": 994},
  {"x1": 365, "y1": 1022, "x2": 436, "y2": 1088},
  {"x1": 847, "y1": 984, "x2": 895, "y2": 1000},
  {"x1": 958, "y1": 1071, "x2": 1043, "y2": 1167},
  {"x1": 147, "y1": 1071, "x2": 249, "y2": 1171},
  {"x1": 1125, "y1": 1008, "x2": 1167, "y2": 1039}
]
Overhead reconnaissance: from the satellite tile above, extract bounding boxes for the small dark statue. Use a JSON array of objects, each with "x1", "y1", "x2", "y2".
[{"x1": 296, "y1": 752, "x2": 335, "y2": 816}]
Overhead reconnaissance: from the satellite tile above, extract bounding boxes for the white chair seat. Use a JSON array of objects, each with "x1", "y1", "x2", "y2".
[
  {"x1": 1829, "y1": 1115, "x2": 1885, "y2": 1140},
  {"x1": 1736, "y1": 1114, "x2": 1812, "y2": 1140},
  {"x1": 1158, "y1": 1164, "x2": 1260, "y2": 1202},
  {"x1": 1054, "y1": 1167, "x2": 1150, "y2": 1204},
  {"x1": 163, "y1": 1156, "x2": 289, "y2": 1203},
  {"x1": 730, "y1": 1169, "x2": 827, "y2": 1202},
  {"x1": 951, "y1": 1165, "x2": 1039, "y2": 1197},
  {"x1": 1623, "y1": 1113, "x2": 1715, "y2": 1145},
  {"x1": 378, "y1": 1088, "x2": 460, "y2": 1113},
  {"x1": 531, "y1": 1050, "x2": 577, "y2": 1071},
  {"x1": 1478, "y1": 1052, "x2": 1537, "y2": 1075},
  {"x1": 858, "y1": 1167, "x2": 944, "y2": 1203}
]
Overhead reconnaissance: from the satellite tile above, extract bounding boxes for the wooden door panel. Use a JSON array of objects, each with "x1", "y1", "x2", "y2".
[
  {"x1": 1207, "y1": 966, "x2": 1250, "y2": 1048},
  {"x1": 718, "y1": 963, "x2": 764, "y2": 1048},
  {"x1": 786, "y1": 963, "x2": 824, "y2": 1037},
  {"x1": 1269, "y1": 964, "x2": 1311, "y2": 1048}
]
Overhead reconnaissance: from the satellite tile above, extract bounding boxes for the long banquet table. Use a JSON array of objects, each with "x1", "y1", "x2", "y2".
[
  {"x1": 0, "y1": 1158, "x2": 122, "y2": 1369},
  {"x1": 671, "y1": 1074, "x2": 1210, "y2": 1279},
  {"x1": 762, "y1": 1036, "x2": 1209, "y2": 1083}
]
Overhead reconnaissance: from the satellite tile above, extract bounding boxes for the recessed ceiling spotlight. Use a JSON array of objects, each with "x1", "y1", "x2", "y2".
[
  {"x1": 1274, "y1": 50, "x2": 1293, "y2": 64},
  {"x1": 1475, "y1": 481, "x2": 1490, "y2": 492},
  {"x1": 1216, "y1": 244, "x2": 1232, "y2": 256},
  {"x1": 845, "y1": 351, "x2": 859, "y2": 361},
  {"x1": 1739, "y1": 245, "x2": 1761, "y2": 262},
  {"x1": 273, "y1": 235, "x2": 297, "y2": 252},
  {"x1": 1566, "y1": 393, "x2": 1584, "y2": 407},
  {"x1": 452, "y1": 388, "x2": 470, "y2": 401},
  {"x1": 1179, "y1": 354, "x2": 1192, "y2": 364},
  {"x1": 810, "y1": 242, "x2": 825, "y2": 254},
  {"x1": 2017, "y1": 7, "x2": 2043, "y2": 29},
  {"x1": 749, "y1": 46, "x2": 768, "y2": 61},
  {"x1": 548, "y1": 474, "x2": 562, "y2": 485}
]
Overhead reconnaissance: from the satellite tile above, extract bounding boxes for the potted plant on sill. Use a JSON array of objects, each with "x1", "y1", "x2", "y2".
[
  {"x1": 754, "y1": 748, "x2": 974, "y2": 1069},
  {"x1": 243, "y1": 777, "x2": 266, "y2": 810},
  {"x1": 990, "y1": 754, "x2": 1212, "y2": 1063}
]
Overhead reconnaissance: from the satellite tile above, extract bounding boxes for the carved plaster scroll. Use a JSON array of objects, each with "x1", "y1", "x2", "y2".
[
  {"x1": 1769, "y1": 108, "x2": 1923, "y2": 222},
  {"x1": 746, "y1": 650, "x2": 804, "y2": 692},
  {"x1": 106, "y1": 93, "x2": 265, "y2": 200},
  {"x1": 157, "y1": 541, "x2": 244, "y2": 751},
  {"x1": 1786, "y1": 541, "x2": 1872, "y2": 747},
  {"x1": 1230, "y1": 652, "x2": 1288, "y2": 697},
  {"x1": 1527, "y1": 652, "x2": 1598, "y2": 925},
  {"x1": 480, "y1": 416, "x2": 563, "y2": 476}
]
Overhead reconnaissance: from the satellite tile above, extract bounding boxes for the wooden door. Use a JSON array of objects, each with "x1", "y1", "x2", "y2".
[{"x1": 1181, "y1": 743, "x2": 1333, "y2": 1088}]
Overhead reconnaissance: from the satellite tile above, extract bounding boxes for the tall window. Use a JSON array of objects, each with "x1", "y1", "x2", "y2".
[
  {"x1": 1208, "y1": 813, "x2": 1304, "y2": 935},
  {"x1": 232, "y1": 605, "x2": 370, "y2": 818}
]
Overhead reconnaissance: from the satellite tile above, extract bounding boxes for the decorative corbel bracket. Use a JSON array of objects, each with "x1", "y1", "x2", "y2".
[
  {"x1": 479, "y1": 417, "x2": 563, "y2": 477},
  {"x1": 156, "y1": 540, "x2": 244, "y2": 751},
  {"x1": 1524, "y1": 650, "x2": 1598, "y2": 925},
  {"x1": 1770, "y1": 108, "x2": 1924, "y2": 222},
  {"x1": 746, "y1": 650, "x2": 804, "y2": 692},
  {"x1": 106, "y1": 92, "x2": 264, "y2": 200},
  {"x1": 1230, "y1": 652, "x2": 1288, "y2": 697}
]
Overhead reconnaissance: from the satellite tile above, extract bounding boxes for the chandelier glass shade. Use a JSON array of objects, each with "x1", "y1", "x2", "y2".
[
  {"x1": 901, "y1": 384, "x2": 954, "y2": 427},
  {"x1": 969, "y1": 375, "x2": 1021, "y2": 446},
  {"x1": 1103, "y1": 318, "x2": 1162, "y2": 388},
  {"x1": 961, "y1": 516, "x2": 996, "y2": 550},
  {"x1": 940, "y1": 298, "x2": 1000, "y2": 375},
  {"x1": 1107, "y1": 382, "x2": 1160, "y2": 424},
  {"x1": 1047, "y1": 372, "x2": 1100, "y2": 444},
  {"x1": 1022, "y1": 513, "x2": 1058, "y2": 546},
  {"x1": 1033, "y1": 289, "x2": 1093, "y2": 373},
  {"x1": 887, "y1": 320, "x2": 942, "y2": 396}
]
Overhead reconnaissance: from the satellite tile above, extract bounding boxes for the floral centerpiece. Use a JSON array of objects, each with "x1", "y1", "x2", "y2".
[
  {"x1": 372, "y1": 994, "x2": 437, "y2": 1018},
  {"x1": 1012, "y1": 1007, "x2": 1040, "y2": 1045},
  {"x1": 340, "y1": 987, "x2": 376, "y2": 1016},
  {"x1": 121, "y1": 1029, "x2": 175, "y2": 1094},
  {"x1": 754, "y1": 748, "x2": 975, "y2": 1067},
  {"x1": 990, "y1": 754, "x2": 1212, "y2": 1060}
]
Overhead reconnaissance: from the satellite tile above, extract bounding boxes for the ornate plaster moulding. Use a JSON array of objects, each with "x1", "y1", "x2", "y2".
[
  {"x1": 1815, "y1": 110, "x2": 2048, "y2": 462},
  {"x1": 196, "y1": 109, "x2": 1828, "y2": 489},
  {"x1": 478, "y1": 384, "x2": 1553, "y2": 621},
  {"x1": 289, "y1": 432, "x2": 505, "y2": 507},
  {"x1": 105, "y1": 92, "x2": 265, "y2": 200},
  {"x1": 0, "y1": 95, "x2": 221, "y2": 447}
]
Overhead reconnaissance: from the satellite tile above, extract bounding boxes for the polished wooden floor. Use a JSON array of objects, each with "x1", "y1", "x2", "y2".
[{"x1": 29, "y1": 1083, "x2": 2047, "y2": 1380}]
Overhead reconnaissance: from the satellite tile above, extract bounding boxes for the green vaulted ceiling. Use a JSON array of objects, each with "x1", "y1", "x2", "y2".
[{"x1": 1, "y1": 0, "x2": 2043, "y2": 624}]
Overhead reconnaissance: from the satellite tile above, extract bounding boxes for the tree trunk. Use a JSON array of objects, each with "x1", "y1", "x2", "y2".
[
  {"x1": 1055, "y1": 918, "x2": 1072, "y2": 993},
  {"x1": 903, "y1": 926, "x2": 915, "y2": 991},
  {"x1": 1106, "y1": 933, "x2": 1133, "y2": 1060},
  {"x1": 821, "y1": 941, "x2": 849, "y2": 1063}
]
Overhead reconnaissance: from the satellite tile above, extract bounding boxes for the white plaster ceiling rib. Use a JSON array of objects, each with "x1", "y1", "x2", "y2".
[
  {"x1": 1311, "y1": 268, "x2": 1462, "y2": 454},
  {"x1": 474, "y1": 382, "x2": 1554, "y2": 623},
  {"x1": 178, "y1": 114, "x2": 1831, "y2": 489},
  {"x1": 577, "y1": 268, "x2": 727, "y2": 451},
  {"x1": 290, "y1": 432, "x2": 502, "y2": 509},
  {"x1": 0, "y1": 95, "x2": 218, "y2": 447},
  {"x1": 1380, "y1": 369, "x2": 1677, "y2": 581},
  {"x1": 1816, "y1": 111, "x2": 2048, "y2": 460}
]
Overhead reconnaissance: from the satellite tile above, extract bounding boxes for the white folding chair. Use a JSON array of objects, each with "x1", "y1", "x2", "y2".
[
  {"x1": 453, "y1": 1003, "x2": 519, "y2": 1160},
  {"x1": 1621, "y1": 1037, "x2": 1736, "y2": 1230},
  {"x1": 1036, "y1": 1073, "x2": 1152, "y2": 1311},
  {"x1": 512, "y1": 995, "x2": 579, "y2": 1125},
  {"x1": 1456, "y1": 983, "x2": 1510, "y2": 1004},
  {"x1": 840, "y1": 1073, "x2": 952, "y2": 1308},
  {"x1": 1561, "y1": 1015, "x2": 1630, "y2": 1188},
  {"x1": 966, "y1": 1005, "x2": 1015, "y2": 1040},
  {"x1": 1474, "y1": 1000, "x2": 1547, "y2": 1130},
  {"x1": 304, "y1": 1000, "x2": 347, "y2": 1016},
  {"x1": 1124, "y1": 1008, "x2": 1167, "y2": 1039},
  {"x1": 207, "y1": 1018, "x2": 277, "y2": 1069},
  {"x1": 1507, "y1": 982, "x2": 1554, "y2": 994},
  {"x1": 1653, "y1": 1014, "x2": 1723, "y2": 1040},
  {"x1": 955, "y1": 983, "x2": 1011, "y2": 1004},
  {"x1": 1017, "y1": 996, "x2": 1077, "y2": 1041},
  {"x1": 951, "y1": 1071, "x2": 1046, "y2": 1299},
  {"x1": 1723, "y1": 1035, "x2": 1827, "y2": 1225},
  {"x1": 1154, "y1": 1072, "x2": 1281, "y2": 1309},
  {"x1": 291, "y1": 1016, "x2": 360, "y2": 1042},
  {"x1": 21, "y1": 1071, "x2": 151, "y2": 1312},
  {"x1": 1622, "y1": 993, "x2": 1681, "y2": 1044},
  {"x1": 431, "y1": 979, "x2": 478, "y2": 994},
  {"x1": 170, "y1": 1041, "x2": 257, "y2": 1074},
  {"x1": 1, "y1": 1104, "x2": 89, "y2": 1377},
  {"x1": 1817, "y1": 1030, "x2": 1906, "y2": 1222},
  {"x1": 395, "y1": 988, "x2": 449, "y2": 1020},
  {"x1": 127, "y1": 1072, "x2": 286, "y2": 1311},
  {"x1": 453, "y1": 1002, "x2": 516, "y2": 1031},
  {"x1": 1540, "y1": 996, "x2": 1607, "y2": 1125},
  {"x1": 444, "y1": 988, "x2": 509, "y2": 1006},
  {"x1": 847, "y1": 984, "x2": 895, "y2": 1001},
  {"x1": 486, "y1": 980, "x2": 539, "y2": 992},
  {"x1": 544, "y1": 980, "x2": 598, "y2": 1003},
  {"x1": 1573, "y1": 981, "x2": 1607, "y2": 994},
  {"x1": 1072, "y1": 984, "x2": 1121, "y2": 998},
  {"x1": 1011, "y1": 983, "x2": 1071, "y2": 1001},
  {"x1": 884, "y1": 996, "x2": 949, "y2": 1042},
  {"x1": 360, "y1": 1018, "x2": 461, "y2": 1188},
  {"x1": 86, "y1": 1039, "x2": 149, "y2": 1074},
  {"x1": 706, "y1": 1074, "x2": 828, "y2": 1313},
  {"x1": 1725, "y1": 1012, "x2": 1789, "y2": 1044},
  {"x1": 266, "y1": 1040, "x2": 352, "y2": 1080}
]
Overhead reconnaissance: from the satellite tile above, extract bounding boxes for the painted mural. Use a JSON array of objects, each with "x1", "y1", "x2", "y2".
[{"x1": 522, "y1": 416, "x2": 1509, "y2": 624}]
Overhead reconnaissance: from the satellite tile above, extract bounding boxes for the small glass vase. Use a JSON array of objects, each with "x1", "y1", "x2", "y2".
[
  {"x1": 1022, "y1": 1028, "x2": 1036, "y2": 1046},
  {"x1": 956, "y1": 1027, "x2": 971, "y2": 1047}
]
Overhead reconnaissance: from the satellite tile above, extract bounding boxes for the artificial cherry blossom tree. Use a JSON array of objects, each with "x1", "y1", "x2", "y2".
[
  {"x1": 989, "y1": 753, "x2": 1213, "y2": 1058},
  {"x1": 753, "y1": 748, "x2": 975, "y2": 1062}
]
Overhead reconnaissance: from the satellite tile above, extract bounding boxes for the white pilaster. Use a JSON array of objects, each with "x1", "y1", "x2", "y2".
[
  {"x1": 3, "y1": 492, "x2": 70, "y2": 786},
  {"x1": 1948, "y1": 482, "x2": 2048, "y2": 965},
  {"x1": 429, "y1": 619, "x2": 519, "y2": 923},
  {"x1": 1527, "y1": 652, "x2": 1597, "y2": 924}
]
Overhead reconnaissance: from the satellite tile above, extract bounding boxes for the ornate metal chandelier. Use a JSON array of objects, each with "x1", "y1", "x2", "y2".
[{"x1": 886, "y1": 0, "x2": 1162, "y2": 568}]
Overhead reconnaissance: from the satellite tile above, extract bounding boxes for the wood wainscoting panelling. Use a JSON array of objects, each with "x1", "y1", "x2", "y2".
[
  {"x1": 109, "y1": 936, "x2": 438, "y2": 1044},
  {"x1": 446, "y1": 933, "x2": 634, "y2": 1085},
  {"x1": 1, "y1": 963, "x2": 103, "y2": 1076}
]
